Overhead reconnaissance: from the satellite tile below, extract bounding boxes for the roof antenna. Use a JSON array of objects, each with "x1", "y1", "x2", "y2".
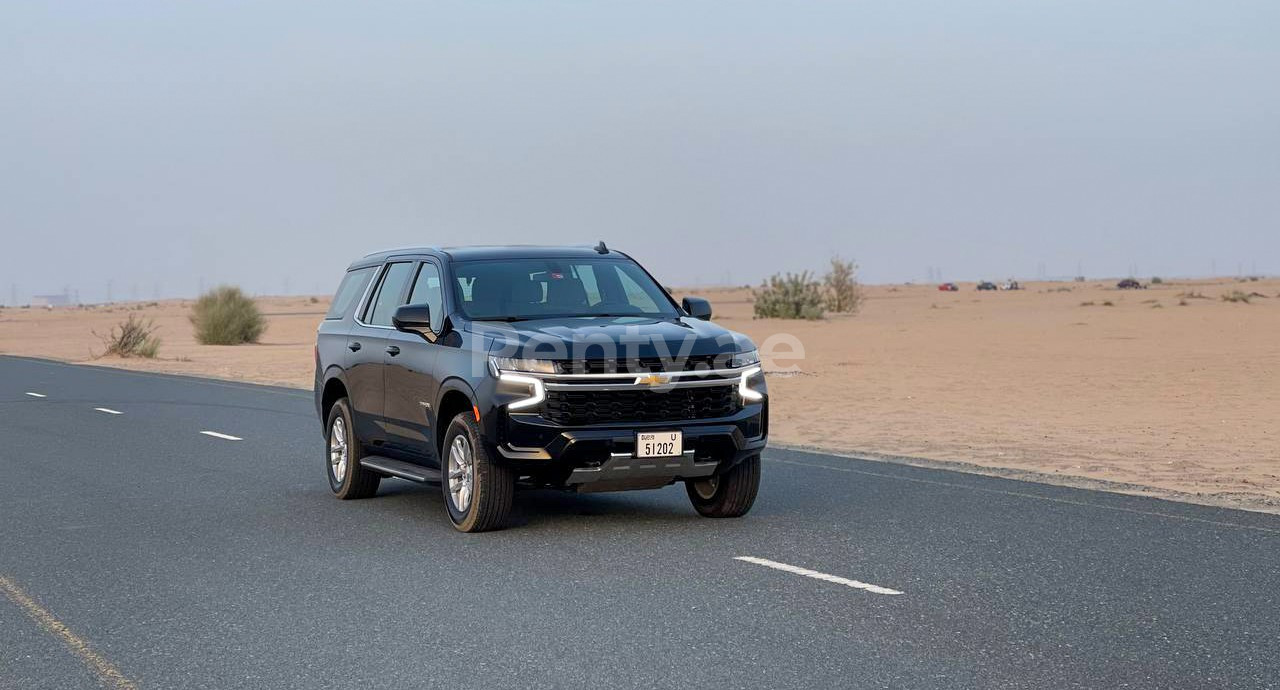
[{"x1": 594, "y1": 241, "x2": 608, "y2": 254}]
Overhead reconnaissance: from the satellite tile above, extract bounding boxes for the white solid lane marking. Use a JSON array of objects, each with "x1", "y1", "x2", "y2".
[
  {"x1": 199, "y1": 431, "x2": 242, "y2": 441},
  {"x1": 734, "y1": 556, "x2": 903, "y2": 595},
  {"x1": 25, "y1": 392, "x2": 47, "y2": 398},
  {"x1": 93, "y1": 408, "x2": 123, "y2": 415}
]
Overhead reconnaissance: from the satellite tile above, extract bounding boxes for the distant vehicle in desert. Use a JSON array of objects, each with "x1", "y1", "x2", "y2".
[
  {"x1": 976, "y1": 281, "x2": 998, "y2": 291},
  {"x1": 937, "y1": 282, "x2": 959, "y2": 291},
  {"x1": 1117, "y1": 278, "x2": 1145, "y2": 289},
  {"x1": 1001, "y1": 280, "x2": 1022, "y2": 290}
]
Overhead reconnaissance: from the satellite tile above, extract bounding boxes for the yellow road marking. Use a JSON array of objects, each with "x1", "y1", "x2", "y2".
[{"x1": 0, "y1": 574, "x2": 138, "y2": 690}]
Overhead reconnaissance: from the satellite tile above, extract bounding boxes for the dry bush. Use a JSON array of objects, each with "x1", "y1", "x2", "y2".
[
  {"x1": 95, "y1": 313, "x2": 161, "y2": 358},
  {"x1": 191, "y1": 286, "x2": 266, "y2": 344},
  {"x1": 823, "y1": 256, "x2": 863, "y2": 314},
  {"x1": 1079, "y1": 301, "x2": 1095, "y2": 307},
  {"x1": 753, "y1": 271, "x2": 825, "y2": 320},
  {"x1": 1177, "y1": 291, "x2": 1210, "y2": 300},
  {"x1": 1221, "y1": 290, "x2": 1251, "y2": 304}
]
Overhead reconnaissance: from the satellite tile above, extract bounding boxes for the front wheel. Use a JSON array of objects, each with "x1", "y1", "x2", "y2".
[
  {"x1": 441, "y1": 413, "x2": 514, "y2": 532},
  {"x1": 686, "y1": 454, "x2": 760, "y2": 518}
]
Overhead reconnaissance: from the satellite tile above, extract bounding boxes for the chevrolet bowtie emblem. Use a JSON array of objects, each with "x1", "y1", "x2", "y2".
[{"x1": 637, "y1": 373, "x2": 670, "y2": 386}]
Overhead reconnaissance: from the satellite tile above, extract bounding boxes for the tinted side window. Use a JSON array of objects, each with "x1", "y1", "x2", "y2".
[
  {"x1": 408, "y1": 262, "x2": 444, "y2": 332},
  {"x1": 325, "y1": 267, "x2": 376, "y2": 320},
  {"x1": 365, "y1": 262, "x2": 414, "y2": 327}
]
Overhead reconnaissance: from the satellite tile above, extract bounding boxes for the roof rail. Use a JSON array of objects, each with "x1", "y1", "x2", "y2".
[{"x1": 361, "y1": 246, "x2": 438, "y2": 258}]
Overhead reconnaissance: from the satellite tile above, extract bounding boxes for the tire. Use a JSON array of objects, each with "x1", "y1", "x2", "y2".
[
  {"x1": 686, "y1": 454, "x2": 760, "y2": 518},
  {"x1": 325, "y1": 397, "x2": 380, "y2": 499},
  {"x1": 441, "y1": 413, "x2": 514, "y2": 533}
]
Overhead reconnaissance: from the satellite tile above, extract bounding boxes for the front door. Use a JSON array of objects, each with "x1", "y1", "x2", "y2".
[{"x1": 382, "y1": 260, "x2": 445, "y2": 465}]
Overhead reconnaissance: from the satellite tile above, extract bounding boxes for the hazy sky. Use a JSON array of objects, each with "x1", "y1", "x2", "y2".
[{"x1": 3, "y1": 1, "x2": 1277, "y2": 303}]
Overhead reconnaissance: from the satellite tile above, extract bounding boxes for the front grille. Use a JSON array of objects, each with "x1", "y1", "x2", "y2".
[
  {"x1": 543, "y1": 385, "x2": 740, "y2": 425},
  {"x1": 555, "y1": 355, "x2": 725, "y2": 374}
]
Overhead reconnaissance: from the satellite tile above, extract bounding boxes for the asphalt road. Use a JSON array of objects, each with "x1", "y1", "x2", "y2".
[{"x1": 2, "y1": 355, "x2": 1278, "y2": 690}]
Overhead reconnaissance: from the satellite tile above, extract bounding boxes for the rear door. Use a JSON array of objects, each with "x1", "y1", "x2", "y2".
[
  {"x1": 382, "y1": 259, "x2": 446, "y2": 464},
  {"x1": 346, "y1": 261, "x2": 415, "y2": 446},
  {"x1": 316, "y1": 265, "x2": 378, "y2": 409}
]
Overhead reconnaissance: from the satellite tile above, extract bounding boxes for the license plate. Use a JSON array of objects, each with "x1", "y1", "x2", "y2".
[{"x1": 635, "y1": 431, "x2": 682, "y2": 458}]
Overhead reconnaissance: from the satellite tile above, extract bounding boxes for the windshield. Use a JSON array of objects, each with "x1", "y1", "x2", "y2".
[{"x1": 452, "y1": 258, "x2": 679, "y2": 321}]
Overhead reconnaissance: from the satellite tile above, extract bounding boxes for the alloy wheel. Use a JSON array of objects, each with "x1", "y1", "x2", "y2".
[{"x1": 448, "y1": 434, "x2": 475, "y2": 513}]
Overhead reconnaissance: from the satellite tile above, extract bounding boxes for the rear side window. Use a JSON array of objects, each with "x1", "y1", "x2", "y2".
[
  {"x1": 364, "y1": 262, "x2": 415, "y2": 326},
  {"x1": 325, "y1": 267, "x2": 376, "y2": 320}
]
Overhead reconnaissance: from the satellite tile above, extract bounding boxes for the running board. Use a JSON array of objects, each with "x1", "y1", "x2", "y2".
[{"x1": 359, "y1": 456, "x2": 441, "y2": 483}]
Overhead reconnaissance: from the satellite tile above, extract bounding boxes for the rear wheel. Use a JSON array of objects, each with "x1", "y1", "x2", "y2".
[
  {"x1": 687, "y1": 454, "x2": 760, "y2": 518},
  {"x1": 441, "y1": 413, "x2": 514, "y2": 532},
  {"x1": 326, "y1": 398, "x2": 380, "y2": 499}
]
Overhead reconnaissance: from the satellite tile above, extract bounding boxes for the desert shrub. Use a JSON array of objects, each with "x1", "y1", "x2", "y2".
[
  {"x1": 1178, "y1": 299, "x2": 1189, "y2": 306},
  {"x1": 308, "y1": 296, "x2": 320, "y2": 304},
  {"x1": 96, "y1": 313, "x2": 160, "y2": 358},
  {"x1": 1221, "y1": 290, "x2": 1251, "y2": 304},
  {"x1": 823, "y1": 256, "x2": 863, "y2": 314},
  {"x1": 1102, "y1": 301, "x2": 1115, "y2": 307},
  {"x1": 753, "y1": 271, "x2": 825, "y2": 319},
  {"x1": 1150, "y1": 276, "x2": 1163, "y2": 284},
  {"x1": 1177, "y1": 290, "x2": 1210, "y2": 300},
  {"x1": 1079, "y1": 301, "x2": 1095, "y2": 307},
  {"x1": 191, "y1": 286, "x2": 266, "y2": 344}
]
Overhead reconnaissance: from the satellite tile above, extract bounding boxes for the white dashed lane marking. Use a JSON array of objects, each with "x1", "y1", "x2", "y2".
[
  {"x1": 734, "y1": 556, "x2": 904, "y2": 595},
  {"x1": 93, "y1": 408, "x2": 123, "y2": 415},
  {"x1": 25, "y1": 392, "x2": 47, "y2": 398},
  {"x1": 199, "y1": 431, "x2": 242, "y2": 441}
]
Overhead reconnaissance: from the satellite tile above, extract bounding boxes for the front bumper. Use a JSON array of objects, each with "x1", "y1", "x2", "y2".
[{"x1": 490, "y1": 402, "x2": 767, "y2": 491}]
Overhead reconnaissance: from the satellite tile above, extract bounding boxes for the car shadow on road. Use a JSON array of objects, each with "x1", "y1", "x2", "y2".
[{"x1": 369, "y1": 480, "x2": 742, "y2": 530}]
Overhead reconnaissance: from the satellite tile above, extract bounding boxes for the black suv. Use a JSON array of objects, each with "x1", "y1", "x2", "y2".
[{"x1": 315, "y1": 245, "x2": 768, "y2": 532}]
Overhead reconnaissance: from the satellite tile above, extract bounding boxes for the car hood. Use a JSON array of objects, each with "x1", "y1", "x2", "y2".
[{"x1": 469, "y1": 315, "x2": 753, "y2": 360}]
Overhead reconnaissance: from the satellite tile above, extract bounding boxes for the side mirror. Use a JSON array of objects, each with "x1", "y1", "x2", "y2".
[
  {"x1": 682, "y1": 296, "x2": 712, "y2": 321},
  {"x1": 393, "y1": 303, "x2": 435, "y2": 340}
]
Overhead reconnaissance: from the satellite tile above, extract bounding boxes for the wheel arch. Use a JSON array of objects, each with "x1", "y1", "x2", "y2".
[
  {"x1": 434, "y1": 378, "x2": 478, "y2": 458},
  {"x1": 320, "y1": 370, "x2": 349, "y2": 425}
]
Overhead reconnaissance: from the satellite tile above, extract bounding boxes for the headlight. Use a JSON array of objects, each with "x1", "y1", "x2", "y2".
[
  {"x1": 738, "y1": 366, "x2": 764, "y2": 402},
  {"x1": 499, "y1": 373, "x2": 546, "y2": 411},
  {"x1": 489, "y1": 356, "x2": 557, "y2": 374},
  {"x1": 730, "y1": 349, "x2": 760, "y2": 368}
]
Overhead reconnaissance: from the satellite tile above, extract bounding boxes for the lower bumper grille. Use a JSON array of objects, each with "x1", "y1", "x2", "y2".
[{"x1": 543, "y1": 386, "x2": 740, "y2": 425}]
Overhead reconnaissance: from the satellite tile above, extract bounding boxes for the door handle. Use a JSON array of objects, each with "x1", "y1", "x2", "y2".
[
  {"x1": 385, "y1": 345, "x2": 401, "y2": 356},
  {"x1": 348, "y1": 341, "x2": 362, "y2": 352}
]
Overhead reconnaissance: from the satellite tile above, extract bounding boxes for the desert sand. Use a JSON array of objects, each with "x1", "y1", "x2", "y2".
[{"x1": 2, "y1": 278, "x2": 1277, "y2": 511}]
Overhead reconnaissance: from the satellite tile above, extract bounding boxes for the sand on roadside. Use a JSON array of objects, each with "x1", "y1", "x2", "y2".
[{"x1": 2, "y1": 278, "x2": 1277, "y2": 511}]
